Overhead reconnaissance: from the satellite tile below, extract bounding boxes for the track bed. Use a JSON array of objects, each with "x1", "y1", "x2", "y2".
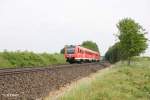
[{"x1": 0, "y1": 62, "x2": 110, "y2": 100}]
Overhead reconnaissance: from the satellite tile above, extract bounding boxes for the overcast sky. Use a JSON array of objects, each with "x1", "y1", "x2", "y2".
[{"x1": 0, "y1": 0, "x2": 149, "y2": 56}]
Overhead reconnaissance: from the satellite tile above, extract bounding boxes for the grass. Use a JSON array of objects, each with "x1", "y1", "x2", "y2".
[
  {"x1": 0, "y1": 51, "x2": 66, "y2": 68},
  {"x1": 60, "y1": 57, "x2": 150, "y2": 100}
]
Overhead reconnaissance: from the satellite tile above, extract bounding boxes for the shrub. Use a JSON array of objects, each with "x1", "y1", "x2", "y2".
[{"x1": 0, "y1": 51, "x2": 66, "y2": 68}]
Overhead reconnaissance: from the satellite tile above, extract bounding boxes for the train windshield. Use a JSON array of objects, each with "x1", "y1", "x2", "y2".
[{"x1": 66, "y1": 46, "x2": 75, "y2": 54}]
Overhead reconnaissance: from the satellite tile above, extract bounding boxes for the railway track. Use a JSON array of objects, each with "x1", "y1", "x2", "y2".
[
  {"x1": 0, "y1": 61, "x2": 110, "y2": 99},
  {"x1": 0, "y1": 63, "x2": 101, "y2": 76}
]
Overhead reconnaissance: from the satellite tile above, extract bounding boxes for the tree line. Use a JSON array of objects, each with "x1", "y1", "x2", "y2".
[{"x1": 105, "y1": 18, "x2": 148, "y2": 65}]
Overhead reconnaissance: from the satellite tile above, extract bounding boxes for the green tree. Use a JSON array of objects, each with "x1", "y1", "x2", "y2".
[
  {"x1": 105, "y1": 42, "x2": 122, "y2": 63},
  {"x1": 117, "y1": 18, "x2": 148, "y2": 65},
  {"x1": 81, "y1": 41, "x2": 99, "y2": 52},
  {"x1": 60, "y1": 47, "x2": 65, "y2": 54}
]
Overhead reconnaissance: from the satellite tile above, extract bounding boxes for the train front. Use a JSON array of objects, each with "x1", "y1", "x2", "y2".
[{"x1": 64, "y1": 45, "x2": 76, "y2": 64}]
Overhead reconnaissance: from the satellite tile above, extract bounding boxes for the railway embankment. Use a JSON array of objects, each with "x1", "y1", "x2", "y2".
[{"x1": 0, "y1": 62, "x2": 110, "y2": 100}]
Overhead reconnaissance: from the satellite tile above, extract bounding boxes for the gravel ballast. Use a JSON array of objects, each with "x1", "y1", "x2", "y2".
[{"x1": 0, "y1": 62, "x2": 110, "y2": 100}]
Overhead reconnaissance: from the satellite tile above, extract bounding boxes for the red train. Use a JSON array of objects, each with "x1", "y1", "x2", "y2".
[{"x1": 64, "y1": 45, "x2": 100, "y2": 64}]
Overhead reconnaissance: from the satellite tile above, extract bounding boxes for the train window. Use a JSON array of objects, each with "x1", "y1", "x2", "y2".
[{"x1": 66, "y1": 46, "x2": 75, "y2": 54}]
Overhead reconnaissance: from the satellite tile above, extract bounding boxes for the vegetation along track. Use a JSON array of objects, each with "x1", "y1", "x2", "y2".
[{"x1": 0, "y1": 61, "x2": 110, "y2": 100}]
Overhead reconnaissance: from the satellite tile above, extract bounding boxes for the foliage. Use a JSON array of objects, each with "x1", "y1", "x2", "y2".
[
  {"x1": 81, "y1": 41, "x2": 99, "y2": 52},
  {"x1": 105, "y1": 18, "x2": 148, "y2": 64},
  {"x1": 0, "y1": 51, "x2": 66, "y2": 68},
  {"x1": 60, "y1": 47, "x2": 65, "y2": 54},
  {"x1": 60, "y1": 58, "x2": 150, "y2": 100},
  {"x1": 104, "y1": 42, "x2": 123, "y2": 63},
  {"x1": 53, "y1": 53, "x2": 66, "y2": 64},
  {"x1": 117, "y1": 18, "x2": 148, "y2": 65}
]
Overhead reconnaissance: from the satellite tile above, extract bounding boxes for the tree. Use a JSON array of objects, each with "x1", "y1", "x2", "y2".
[
  {"x1": 105, "y1": 42, "x2": 122, "y2": 63},
  {"x1": 60, "y1": 47, "x2": 65, "y2": 54},
  {"x1": 81, "y1": 41, "x2": 99, "y2": 52},
  {"x1": 117, "y1": 18, "x2": 148, "y2": 65}
]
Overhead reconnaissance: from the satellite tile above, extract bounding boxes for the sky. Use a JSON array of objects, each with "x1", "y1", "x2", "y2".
[{"x1": 0, "y1": 0, "x2": 149, "y2": 56}]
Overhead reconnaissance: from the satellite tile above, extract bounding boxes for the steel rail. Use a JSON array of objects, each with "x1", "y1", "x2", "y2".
[{"x1": 0, "y1": 62, "x2": 102, "y2": 76}]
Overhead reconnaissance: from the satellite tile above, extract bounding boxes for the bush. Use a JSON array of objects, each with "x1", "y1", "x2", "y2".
[{"x1": 0, "y1": 51, "x2": 66, "y2": 68}]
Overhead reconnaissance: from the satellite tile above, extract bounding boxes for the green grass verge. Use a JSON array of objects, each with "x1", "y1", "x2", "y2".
[
  {"x1": 60, "y1": 57, "x2": 150, "y2": 100},
  {"x1": 0, "y1": 51, "x2": 66, "y2": 68}
]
